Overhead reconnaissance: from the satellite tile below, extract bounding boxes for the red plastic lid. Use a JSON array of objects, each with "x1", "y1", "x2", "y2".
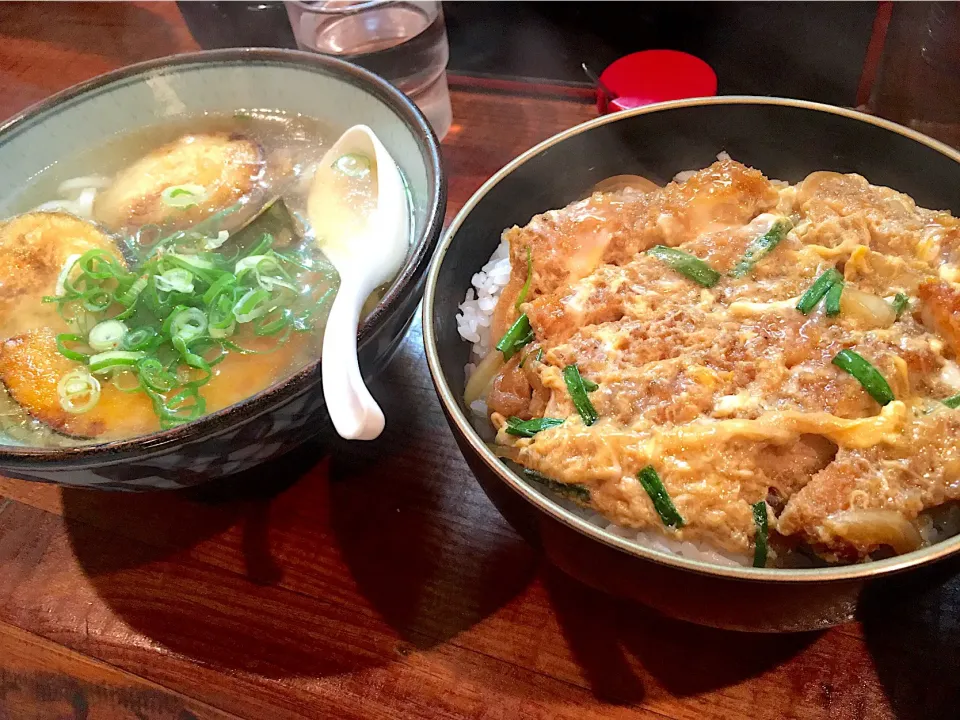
[{"x1": 597, "y1": 50, "x2": 718, "y2": 114}]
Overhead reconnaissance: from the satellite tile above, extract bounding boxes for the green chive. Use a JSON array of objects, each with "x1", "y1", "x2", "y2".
[
  {"x1": 496, "y1": 313, "x2": 534, "y2": 360},
  {"x1": 825, "y1": 279, "x2": 844, "y2": 317},
  {"x1": 535, "y1": 348, "x2": 544, "y2": 363},
  {"x1": 515, "y1": 247, "x2": 533, "y2": 311},
  {"x1": 637, "y1": 466, "x2": 684, "y2": 528},
  {"x1": 796, "y1": 268, "x2": 843, "y2": 314},
  {"x1": 563, "y1": 364, "x2": 599, "y2": 426},
  {"x1": 581, "y1": 378, "x2": 599, "y2": 392},
  {"x1": 505, "y1": 416, "x2": 564, "y2": 438},
  {"x1": 944, "y1": 394, "x2": 960, "y2": 409},
  {"x1": 524, "y1": 469, "x2": 591, "y2": 502},
  {"x1": 56, "y1": 333, "x2": 91, "y2": 362},
  {"x1": 892, "y1": 293, "x2": 909, "y2": 320},
  {"x1": 730, "y1": 218, "x2": 793, "y2": 278},
  {"x1": 647, "y1": 246, "x2": 721, "y2": 287},
  {"x1": 752, "y1": 501, "x2": 769, "y2": 568},
  {"x1": 832, "y1": 349, "x2": 895, "y2": 405}
]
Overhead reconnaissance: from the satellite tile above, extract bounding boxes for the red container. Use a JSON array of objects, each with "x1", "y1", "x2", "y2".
[{"x1": 597, "y1": 50, "x2": 718, "y2": 114}]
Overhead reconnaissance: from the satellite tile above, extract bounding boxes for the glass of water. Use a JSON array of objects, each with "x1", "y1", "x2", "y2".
[{"x1": 285, "y1": 0, "x2": 452, "y2": 139}]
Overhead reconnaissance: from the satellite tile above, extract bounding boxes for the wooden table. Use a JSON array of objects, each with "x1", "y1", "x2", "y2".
[{"x1": 0, "y1": 4, "x2": 957, "y2": 719}]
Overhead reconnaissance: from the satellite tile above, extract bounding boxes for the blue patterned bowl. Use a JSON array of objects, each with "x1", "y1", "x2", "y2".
[{"x1": 0, "y1": 49, "x2": 445, "y2": 490}]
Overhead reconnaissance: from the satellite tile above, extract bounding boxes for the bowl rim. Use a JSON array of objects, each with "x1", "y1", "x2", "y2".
[
  {"x1": 423, "y1": 94, "x2": 960, "y2": 584},
  {"x1": 0, "y1": 47, "x2": 446, "y2": 464}
]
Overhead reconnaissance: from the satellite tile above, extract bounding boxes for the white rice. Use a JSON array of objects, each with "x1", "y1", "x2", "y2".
[
  {"x1": 454, "y1": 204, "x2": 750, "y2": 567},
  {"x1": 456, "y1": 237, "x2": 512, "y2": 373}
]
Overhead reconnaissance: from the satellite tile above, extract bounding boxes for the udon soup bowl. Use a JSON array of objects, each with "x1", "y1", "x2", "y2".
[
  {"x1": 0, "y1": 49, "x2": 445, "y2": 490},
  {"x1": 423, "y1": 97, "x2": 960, "y2": 631}
]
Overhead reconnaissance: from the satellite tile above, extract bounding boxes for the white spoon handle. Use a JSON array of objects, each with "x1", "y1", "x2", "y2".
[{"x1": 321, "y1": 275, "x2": 385, "y2": 441}]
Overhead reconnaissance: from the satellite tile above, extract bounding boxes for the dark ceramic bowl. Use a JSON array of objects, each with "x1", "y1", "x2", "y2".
[
  {"x1": 0, "y1": 49, "x2": 445, "y2": 490},
  {"x1": 423, "y1": 97, "x2": 960, "y2": 631}
]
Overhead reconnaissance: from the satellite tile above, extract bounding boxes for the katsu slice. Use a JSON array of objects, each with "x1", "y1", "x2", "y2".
[
  {"x1": 0, "y1": 212, "x2": 124, "y2": 338},
  {"x1": 94, "y1": 132, "x2": 264, "y2": 233},
  {"x1": 0, "y1": 328, "x2": 158, "y2": 439},
  {"x1": 491, "y1": 158, "x2": 778, "y2": 341},
  {"x1": 918, "y1": 279, "x2": 960, "y2": 358},
  {"x1": 777, "y1": 411, "x2": 960, "y2": 560}
]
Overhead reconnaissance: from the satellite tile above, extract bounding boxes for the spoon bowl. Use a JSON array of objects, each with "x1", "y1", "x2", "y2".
[{"x1": 309, "y1": 124, "x2": 411, "y2": 440}]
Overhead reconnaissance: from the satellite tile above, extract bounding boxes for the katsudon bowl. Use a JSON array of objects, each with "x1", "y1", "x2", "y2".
[
  {"x1": 423, "y1": 97, "x2": 960, "y2": 631},
  {"x1": 0, "y1": 49, "x2": 445, "y2": 490}
]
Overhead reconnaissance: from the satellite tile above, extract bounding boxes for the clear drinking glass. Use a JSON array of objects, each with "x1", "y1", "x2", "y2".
[{"x1": 285, "y1": 0, "x2": 452, "y2": 139}]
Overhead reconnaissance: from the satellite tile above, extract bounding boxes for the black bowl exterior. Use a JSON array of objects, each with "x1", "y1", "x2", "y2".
[
  {"x1": 425, "y1": 98, "x2": 960, "y2": 630},
  {"x1": 0, "y1": 49, "x2": 446, "y2": 490}
]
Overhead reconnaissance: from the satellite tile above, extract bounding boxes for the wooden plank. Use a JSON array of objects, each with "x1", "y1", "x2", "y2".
[
  {"x1": 0, "y1": 621, "x2": 239, "y2": 720},
  {"x1": 0, "y1": 499, "x2": 669, "y2": 720}
]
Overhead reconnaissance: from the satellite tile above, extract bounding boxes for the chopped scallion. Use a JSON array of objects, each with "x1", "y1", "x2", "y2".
[
  {"x1": 944, "y1": 394, "x2": 960, "y2": 409},
  {"x1": 647, "y1": 246, "x2": 721, "y2": 287},
  {"x1": 824, "y1": 279, "x2": 844, "y2": 317},
  {"x1": 505, "y1": 416, "x2": 564, "y2": 438},
  {"x1": 832, "y1": 349, "x2": 895, "y2": 405},
  {"x1": 730, "y1": 217, "x2": 793, "y2": 278},
  {"x1": 515, "y1": 247, "x2": 533, "y2": 311},
  {"x1": 637, "y1": 466, "x2": 684, "y2": 528},
  {"x1": 796, "y1": 268, "x2": 843, "y2": 314},
  {"x1": 562, "y1": 364, "x2": 599, "y2": 426},
  {"x1": 752, "y1": 501, "x2": 769, "y2": 568},
  {"x1": 496, "y1": 313, "x2": 534, "y2": 360},
  {"x1": 892, "y1": 292, "x2": 910, "y2": 320},
  {"x1": 523, "y1": 468, "x2": 591, "y2": 502},
  {"x1": 581, "y1": 377, "x2": 599, "y2": 392}
]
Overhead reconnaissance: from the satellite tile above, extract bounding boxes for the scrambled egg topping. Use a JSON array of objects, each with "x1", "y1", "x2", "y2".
[{"x1": 486, "y1": 160, "x2": 960, "y2": 563}]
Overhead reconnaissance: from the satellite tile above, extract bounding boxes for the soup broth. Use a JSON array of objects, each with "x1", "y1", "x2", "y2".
[{"x1": 0, "y1": 111, "x2": 403, "y2": 446}]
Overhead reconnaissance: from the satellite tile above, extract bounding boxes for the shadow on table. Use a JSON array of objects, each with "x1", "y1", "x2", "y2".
[
  {"x1": 859, "y1": 554, "x2": 960, "y2": 720},
  {"x1": 59, "y1": 328, "x2": 536, "y2": 679},
  {"x1": 543, "y1": 566, "x2": 819, "y2": 704}
]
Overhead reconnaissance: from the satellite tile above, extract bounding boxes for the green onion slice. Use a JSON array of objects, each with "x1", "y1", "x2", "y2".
[
  {"x1": 334, "y1": 153, "x2": 371, "y2": 177},
  {"x1": 56, "y1": 333, "x2": 91, "y2": 362},
  {"x1": 122, "y1": 326, "x2": 159, "y2": 352},
  {"x1": 730, "y1": 217, "x2": 793, "y2": 278},
  {"x1": 752, "y1": 501, "x2": 769, "y2": 567},
  {"x1": 88, "y1": 320, "x2": 128, "y2": 352},
  {"x1": 892, "y1": 292, "x2": 910, "y2": 320},
  {"x1": 647, "y1": 246, "x2": 720, "y2": 287},
  {"x1": 832, "y1": 349, "x2": 895, "y2": 405},
  {"x1": 824, "y1": 279, "x2": 844, "y2": 317},
  {"x1": 943, "y1": 394, "x2": 960, "y2": 409},
  {"x1": 496, "y1": 313, "x2": 534, "y2": 360},
  {"x1": 89, "y1": 350, "x2": 146, "y2": 375},
  {"x1": 581, "y1": 377, "x2": 599, "y2": 392},
  {"x1": 515, "y1": 247, "x2": 533, "y2": 311},
  {"x1": 161, "y1": 184, "x2": 207, "y2": 208},
  {"x1": 137, "y1": 358, "x2": 177, "y2": 393},
  {"x1": 57, "y1": 368, "x2": 100, "y2": 414},
  {"x1": 505, "y1": 416, "x2": 564, "y2": 438},
  {"x1": 637, "y1": 466, "x2": 684, "y2": 528},
  {"x1": 562, "y1": 364, "x2": 599, "y2": 426},
  {"x1": 796, "y1": 268, "x2": 843, "y2": 314},
  {"x1": 523, "y1": 468, "x2": 591, "y2": 503}
]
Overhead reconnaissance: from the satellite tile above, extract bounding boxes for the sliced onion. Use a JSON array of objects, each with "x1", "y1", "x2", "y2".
[
  {"x1": 57, "y1": 369, "x2": 101, "y2": 414},
  {"x1": 161, "y1": 183, "x2": 207, "y2": 208},
  {"x1": 88, "y1": 319, "x2": 128, "y2": 352},
  {"x1": 464, "y1": 350, "x2": 505, "y2": 406},
  {"x1": 824, "y1": 509, "x2": 923, "y2": 554},
  {"x1": 839, "y1": 287, "x2": 897, "y2": 328},
  {"x1": 57, "y1": 175, "x2": 111, "y2": 196},
  {"x1": 154, "y1": 268, "x2": 195, "y2": 294},
  {"x1": 591, "y1": 174, "x2": 660, "y2": 195}
]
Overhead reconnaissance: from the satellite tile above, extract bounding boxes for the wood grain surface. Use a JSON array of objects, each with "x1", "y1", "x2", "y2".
[{"x1": 0, "y1": 3, "x2": 957, "y2": 720}]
